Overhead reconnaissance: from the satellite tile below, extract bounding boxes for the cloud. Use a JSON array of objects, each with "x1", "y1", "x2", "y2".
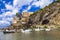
[
  {"x1": 13, "y1": 0, "x2": 32, "y2": 6},
  {"x1": 13, "y1": 0, "x2": 33, "y2": 11},
  {"x1": 0, "y1": 0, "x2": 20, "y2": 28},
  {"x1": 20, "y1": 0, "x2": 54, "y2": 12},
  {"x1": 27, "y1": 0, "x2": 54, "y2": 11},
  {"x1": 0, "y1": 20, "x2": 10, "y2": 28},
  {"x1": 0, "y1": 9, "x2": 18, "y2": 28},
  {"x1": 12, "y1": 0, "x2": 55, "y2": 12},
  {"x1": 3, "y1": 10, "x2": 18, "y2": 17},
  {"x1": 5, "y1": 4, "x2": 13, "y2": 10}
]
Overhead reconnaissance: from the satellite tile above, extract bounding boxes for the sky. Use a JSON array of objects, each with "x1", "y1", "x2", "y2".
[{"x1": 0, "y1": 0, "x2": 55, "y2": 28}]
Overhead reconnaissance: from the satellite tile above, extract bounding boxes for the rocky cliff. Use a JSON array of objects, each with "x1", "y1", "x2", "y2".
[
  {"x1": 10, "y1": 0, "x2": 60, "y2": 29},
  {"x1": 27, "y1": 0, "x2": 60, "y2": 27}
]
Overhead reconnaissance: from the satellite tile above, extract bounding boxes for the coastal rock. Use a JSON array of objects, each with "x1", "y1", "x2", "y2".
[{"x1": 28, "y1": 0, "x2": 60, "y2": 27}]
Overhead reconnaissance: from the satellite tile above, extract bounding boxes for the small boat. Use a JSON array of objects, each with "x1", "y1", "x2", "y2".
[{"x1": 3, "y1": 29, "x2": 15, "y2": 33}]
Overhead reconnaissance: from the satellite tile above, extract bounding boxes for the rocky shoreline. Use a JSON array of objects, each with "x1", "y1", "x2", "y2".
[{"x1": 0, "y1": 25, "x2": 59, "y2": 33}]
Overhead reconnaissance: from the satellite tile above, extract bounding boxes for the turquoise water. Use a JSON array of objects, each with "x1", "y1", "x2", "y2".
[{"x1": 0, "y1": 30, "x2": 60, "y2": 40}]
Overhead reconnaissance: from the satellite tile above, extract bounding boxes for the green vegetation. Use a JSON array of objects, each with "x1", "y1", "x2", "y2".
[{"x1": 44, "y1": 25, "x2": 48, "y2": 28}]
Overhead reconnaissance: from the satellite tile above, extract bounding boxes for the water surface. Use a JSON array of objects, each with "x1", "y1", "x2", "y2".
[{"x1": 0, "y1": 30, "x2": 60, "y2": 40}]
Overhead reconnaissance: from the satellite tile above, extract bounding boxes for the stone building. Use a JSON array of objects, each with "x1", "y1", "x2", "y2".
[{"x1": 21, "y1": 12, "x2": 33, "y2": 24}]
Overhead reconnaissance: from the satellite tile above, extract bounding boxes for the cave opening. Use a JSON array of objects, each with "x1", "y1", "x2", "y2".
[{"x1": 42, "y1": 19, "x2": 49, "y2": 25}]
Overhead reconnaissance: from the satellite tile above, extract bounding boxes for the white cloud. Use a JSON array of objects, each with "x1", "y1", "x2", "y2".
[
  {"x1": 13, "y1": 0, "x2": 33, "y2": 10},
  {"x1": 13, "y1": 0, "x2": 18, "y2": 6},
  {"x1": 0, "y1": 20, "x2": 10, "y2": 24},
  {"x1": 5, "y1": 4, "x2": 13, "y2": 10},
  {"x1": 21, "y1": 0, "x2": 54, "y2": 12},
  {"x1": 13, "y1": 0, "x2": 32, "y2": 6},
  {"x1": 5, "y1": 0, "x2": 54, "y2": 13},
  {"x1": 0, "y1": 20, "x2": 10, "y2": 28},
  {"x1": 0, "y1": 0, "x2": 20, "y2": 28},
  {"x1": 1, "y1": 9, "x2": 19, "y2": 18},
  {"x1": 32, "y1": 0, "x2": 53, "y2": 8},
  {"x1": 0, "y1": 9, "x2": 19, "y2": 28}
]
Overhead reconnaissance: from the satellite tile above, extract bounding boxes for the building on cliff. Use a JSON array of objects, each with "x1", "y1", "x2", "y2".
[{"x1": 21, "y1": 12, "x2": 33, "y2": 24}]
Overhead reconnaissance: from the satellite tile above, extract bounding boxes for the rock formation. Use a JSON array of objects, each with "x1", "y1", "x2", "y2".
[
  {"x1": 10, "y1": 0, "x2": 60, "y2": 29},
  {"x1": 28, "y1": 0, "x2": 60, "y2": 27}
]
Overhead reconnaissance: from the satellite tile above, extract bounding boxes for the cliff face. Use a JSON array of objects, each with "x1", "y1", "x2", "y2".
[
  {"x1": 10, "y1": 0, "x2": 60, "y2": 29},
  {"x1": 10, "y1": 12, "x2": 33, "y2": 29},
  {"x1": 28, "y1": 0, "x2": 60, "y2": 26}
]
